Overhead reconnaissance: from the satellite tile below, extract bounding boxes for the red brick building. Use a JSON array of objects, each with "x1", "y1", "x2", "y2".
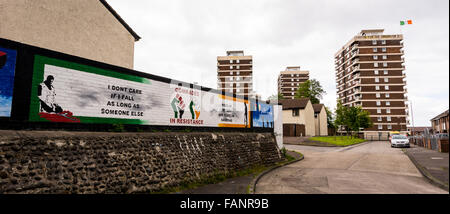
[
  {"x1": 334, "y1": 29, "x2": 409, "y2": 140},
  {"x1": 277, "y1": 66, "x2": 309, "y2": 99},
  {"x1": 431, "y1": 109, "x2": 449, "y2": 134}
]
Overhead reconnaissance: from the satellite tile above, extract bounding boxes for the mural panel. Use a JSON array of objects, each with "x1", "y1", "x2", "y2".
[
  {"x1": 0, "y1": 47, "x2": 17, "y2": 117},
  {"x1": 29, "y1": 55, "x2": 251, "y2": 127}
]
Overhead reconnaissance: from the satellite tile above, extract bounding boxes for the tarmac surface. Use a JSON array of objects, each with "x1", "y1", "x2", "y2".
[
  {"x1": 403, "y1": 144, "x2": 449, "y2": 191},
  {"x1": 177, "y1": 141, "x2": 449, "y2": 194},
  {"x1": 255, "y1": 141, "x2": 448, "y2": 194},
  {"x1": 178, "y1": 151, "x2": 301, "y2": 194}
]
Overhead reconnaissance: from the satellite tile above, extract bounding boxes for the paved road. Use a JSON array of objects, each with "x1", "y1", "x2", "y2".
[{"x1": 255, "y1": 141, "x2": 448, "y2": 194}]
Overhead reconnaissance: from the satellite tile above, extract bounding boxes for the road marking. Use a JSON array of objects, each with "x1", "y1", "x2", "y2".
[{"x1": 431, "y1": 157, "x2": 443, "y2": 160}]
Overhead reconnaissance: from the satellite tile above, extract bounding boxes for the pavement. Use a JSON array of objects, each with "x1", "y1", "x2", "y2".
[
  {"x1": 403, "y1": 144, "x2": 449, "y2": 191},
  {"x1": 255, "y1": 141, "x2": 448, "y2": 194},
  {"x1": 177, "y1": 151, "x2": 302, "y2": 194},
  {"x1": 176, "y1": 141, "x2": 449, "y2": 194}
]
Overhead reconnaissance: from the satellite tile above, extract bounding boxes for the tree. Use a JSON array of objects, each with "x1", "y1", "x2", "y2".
[
  {"x1": 295, "y1": 79, "x2": 326, "y2": 104},
  {"x1": 334, "y1": 101, "x2": 373, "y2": 138},
  {"x1": 345, "y1": 106, "x2": 373, "y2": 137},
  {"x1": 325, "y1": 106, "x2": 335, "y2": 129},
  {"x1": 334, "y1": 101, "x2": 347, "y2": 135},
  {"x1": 267, "y1": 93, "x2": 284, "y2": 102}
]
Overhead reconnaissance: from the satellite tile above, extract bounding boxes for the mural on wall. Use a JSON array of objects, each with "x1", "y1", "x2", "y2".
[
  {"x1": 29, "y1": 55, "x2": 251, "y2": 128},
  {"x1": 251, "y1": 102, "x2": 274, "y2": 128},
  {"x1": 169, "y1": 86, "x2": 204, "y2": 125},
  {"x1": 0, "y1": 47, "x2": 17, "y2": 117},
  {"x1": 205, "y1": 94, "x2": 250, "y2": 128}
]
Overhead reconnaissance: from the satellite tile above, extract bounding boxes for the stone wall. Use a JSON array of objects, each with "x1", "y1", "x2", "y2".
[{"x1": 0, "y1": 131, "x2": 282, "y2": 194}]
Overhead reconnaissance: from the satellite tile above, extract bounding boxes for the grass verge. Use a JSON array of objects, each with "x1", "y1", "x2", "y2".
[{"x1": 308, "y1": 136, "x2": 366, "y2": 146}]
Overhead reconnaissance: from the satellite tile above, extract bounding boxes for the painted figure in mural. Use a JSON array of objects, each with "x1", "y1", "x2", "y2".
[
  {"x1": 171, "y1": 93, "x2": 186, "y2": 118},
  {"x1": 244, "y1": 102, "x2": 248, "y2": 127},
  {"x1": 0, "y1": 51, "x2": 6, "y2": 69},
  {"x1": 189, "y1": 97, "x2": 201, "y2": 120},
  {"x1": 38, "y1": 75, "x2": 63, "y2": 113}
]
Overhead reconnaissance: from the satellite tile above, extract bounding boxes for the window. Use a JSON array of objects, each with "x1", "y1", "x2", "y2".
[
  {"x1": 236, "y1": 77, "x2": 240, "y2": 80},
  {"x1": 237, "y1": 89, "x2": 240, "y2": 93},
  {"x1": 229, "y1": 60, "x2": 233, "y2": 63},
  {"x1": 292, "y1": 88, "x2": 295, "y2": 91},
  {"x1": 237, "y1": 83, "x2": 240, "y2": 87},
  {"x1": 382, "y1": 48, "x2": 387, "y2": 52},
  {"x1": 374, "y1": 63, "x2": 378, "y2": 67},
  {"x1": 387, "y1": 116, "x2": 392, "y2": 121},
  {"x1": 291, "y1": 79, "x2": 294, "y2": 81},
  {"x1": 236, "y1": 60, "x2": 240, "y2": 63},
  {"x1": 378, "y1": 117, "x2": 382, "y2": 121},
  {"x1": 229, "y1": 83, "x2": 233, "y2": 87},
  {"x1": 291, "y1": 92, "x2": 295, "y2": 95},
  {"x1": 229, "y1": 89, "x2": 233, "y2": 93},
  {"x1": 382, "y1": 55, "x2": 387, "y2": 60},
  {"x1": 373, "y1": 48, "x2": 378, "y2": 52},
  {"x1": 376, "y1": 86, "x2": 380, "y2": 90},
  {"x1": 372, "y1": 40, "x2": 377, "y2": 45},
  {"x1": 377, "y1": 109, "x2": 382, "y2": 114},
  {"x1": 383, "y1": 62, "x2": 388, "y2": 67},
  {"x1": 236, "y1": 65, "x2": 240, "y2": 69},
  {"x1": 229, "y1": 77, "x2": 233, "y2": 81},
  {"x1": 291, "y1": 74, "x2": 294, "y2": 77},
  {"x1": 376, "y1": 101, "x2": 381, "y2": 106},
  {"x1": 230, "y1": 71, "x2": 233, "y2": 75},
  {"x1": 388, "y1": 125, "x2": 392, "y2": 130},
  {"x1": 292, "y1": 109, "x2": 299, "y2": 117},
  {"x1": 296, "y1": 74, "x2": 299, "y2": 77},
  {"x1": 376, "y1": 93, "x2": 380, "y2": 98},
  {"x1": 378, "y1": 125, "x2": 383, "y2": 130},
  {"x1": 382, "y1": 40, "x2": 386, "y2": 45},
  {"x1": 386, "y1": 109, "x2": 391, "y2": 113},
  {"x1": 386, "y1": 101, "x2": 391, "y2": 106},
  {"x1": 291, "y1": 83, "x2": 294, "y2": 86},
  {"x1": 237, "y1": 71, "x2": 240, "y2": 75},
  {"x1": 384, "y1": 70, "x2": 388, "y2": 75},
  {"x1": 384, "y1": 78, "x2": 389, "y2": 82},
  {"x1": 375, "y1": 78, "x2": 380, "y2": 83},
  {"x1": 385, "y1": 93, "x2": 390, "y2": 98},
  {"x1": 385, "y1": 85, "x2": 389, "y2": 90},
  {"x1": 230, "y1": 65, "x2": 233, "y2": 69},
  {"x1": 374, "y1": 70, "x2": 379, "y2": 75},
  {"x1": 373, "y1": 55, "x2": 378, "y2": 60}
]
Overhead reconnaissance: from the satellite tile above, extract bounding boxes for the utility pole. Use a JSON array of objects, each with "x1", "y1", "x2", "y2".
[{"x1": 410, "y1": 100, "x2": 415, "y2": 135}]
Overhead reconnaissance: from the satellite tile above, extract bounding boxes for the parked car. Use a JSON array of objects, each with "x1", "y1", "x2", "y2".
[{"x1": 390, "y1": 135, "x2": 410, "y2": 148}]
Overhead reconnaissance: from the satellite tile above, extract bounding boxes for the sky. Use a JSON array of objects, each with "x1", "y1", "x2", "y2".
[{"x1": 107, "y1": 0, "x2": 449, "y2": 127}]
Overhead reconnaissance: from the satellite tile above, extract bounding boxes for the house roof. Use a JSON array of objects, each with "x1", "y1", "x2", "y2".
[
  {"x1": 100, "y1": 0, "x2": 141, "y2": 41},
  {"x1": 407, "y1": 127, "x2": 432, "y2": 132},
  {"x1": 312, "y1": 104, "x2": 324, "y2": 113},
  {"x1": 279, "y1": 98, "x2": 310, "y2": 110},
  {"x1": 430, "y1": 109, "x2": 449, "y2": 121}
]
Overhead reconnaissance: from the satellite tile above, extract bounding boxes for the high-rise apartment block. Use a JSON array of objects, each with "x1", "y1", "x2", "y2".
[
  {"x1": 217, "y1": 51, "x2": 255, "y2": 99},
  {"x1": 278, "y1": 66, "x2": 309, "y2": 99},
  {"x1": 334, "y1": 29, "x2": 409, "y2": 139}
]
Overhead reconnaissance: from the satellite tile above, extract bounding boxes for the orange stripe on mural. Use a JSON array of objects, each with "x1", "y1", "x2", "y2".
[
  {"x1": 218, "y1": 124, "x2": 248, "y2": 128},
  {"x1": 219, "y1": 94, "x2": 249, "y2": 104},
  {"x1": 407, "y1": 20, "x2": 412, "y2": 24}
]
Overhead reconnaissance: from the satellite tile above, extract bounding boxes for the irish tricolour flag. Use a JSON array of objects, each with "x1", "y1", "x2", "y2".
[{"x1": 400, "y1": 20, "x2": 412, "y2": 25}]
